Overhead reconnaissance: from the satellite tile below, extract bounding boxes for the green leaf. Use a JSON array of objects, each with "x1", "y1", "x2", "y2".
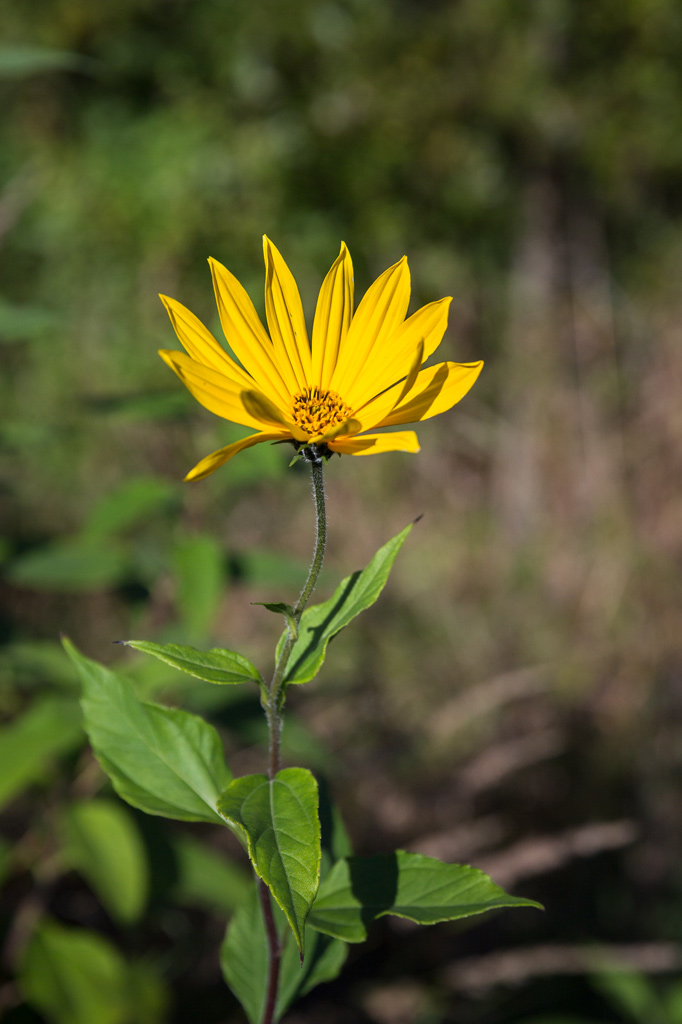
[
  {"x1": 281, "y1": 523, "x2": 413, "y2": 686},
  {"x1": 308, "y1": 850, "x2": 543, "y2": 943},
  {"x1": 61, "y1": 799, "x2": 149, "y2": 925},
  {"x1": 221, "y1": 885, "x2": 347, "y2": 1024},
  {"x1": 20, "y1": 920, "x2": 129, "y2": 1024},
  {"x1": 83, "y1": 477, "x2": 176, "y2": 538},
  {"x1": 174, "y1": 533, "x2": 225, "y2": 642},
  {"x1": 120, "y1": 640, "x2": 262, "y2": 686},
  {"x1": 217, "y1": 767, "x2": 321, "y2": 955},
  {"x1": 0, "y1": 696, "x2": 82, "y2": 810},
  {"x1": 64, "y1": 638, "x2": 231, "y2": 824},
  {"x1": 170, "y1": 834, "x2": 251, "y2": 915},
  {"x1": 254, "y1": 602, "x2": 297, "y2": 637},
  {"x1": 256, "y1": 602, "x2": 296, "y2": 617},
  {"x1": 5, "y1": 537, "x2": 129, "y2": 591}
]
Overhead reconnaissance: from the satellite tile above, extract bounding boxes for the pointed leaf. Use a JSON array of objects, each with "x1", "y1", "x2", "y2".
[
  {"x1": 309, "y1": 850, "x2": 543, "y2": 943},
  {"x1": 280, "y1": 523, "x2": 413, "y2": 686},
  {"x1": 217, "y1": 767, "x2": 320, "y2": 954},
  {"x1": 64, "y1": 638, "x2": 231, "y2": 824},
  {"x1": 221, "y1": 885, "x2": 347, "y2": 1024},
  {"x1": 120, "y1": 640, "x2": 262, "y2": 686},
  {"x1": 254, "y1": 602, "x2": 295, "y2": 617},
  {"x1": 254, "y1": 602, "x2": 297, "y2": 638},
  {"x1": 61, "y1": 799, "x2": 149, "y2": 925}
]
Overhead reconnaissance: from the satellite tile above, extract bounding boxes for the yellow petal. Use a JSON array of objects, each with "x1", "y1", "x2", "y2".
[
  {"x1": 311, "y1": 242, "x2": 354, "y2": 389},
  {"x1": 330, "y1": 256, "x2": 410, "y2": 401},
  {"x1": 185, "y1": 431, "x2": 287, "y2": 482},
  {"x1": 393, "y1": 339, "x2": 424, "y2": 407},
  {"x1": 328, "y1": 430, "x2": 420, "y2": 456},
  {"x1": 241, "y1": 390, "x2": 309, "y2": 441},
  {"x1": 350, "y1": 342, "x2": 425, "y2": 432},
  {"x1": 209, "y1": 257, "x2": 292, "y2": 408},
  {"x1": 159, "y1": 294, "x2": 253, "y2": 388},
  {"x1": 379, "y1": 360, "x2": 484, "y2": 427},
  {"x1": 349, "y1": 297, "x2": 452, "y2": 409},
  {"x1": 160, "y1": 350, "x2": 266, "y2": 429},
  {"x1": 263, "y1": 236, "x2": 312, "y2": 394},
  {"x1": 310, "y1": 417, "x2": 362, "y2": 444}
]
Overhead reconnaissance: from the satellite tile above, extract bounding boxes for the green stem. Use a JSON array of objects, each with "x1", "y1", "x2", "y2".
[
  {"x1": 294, "y1": 457, "x2": 327, "y2": 617},
  {"x1": 259, "y1": 453, "x2": 327, "y2": 1024},
  {"x1": 265, "y1": 454, "x2": 327, "y2": 780}
]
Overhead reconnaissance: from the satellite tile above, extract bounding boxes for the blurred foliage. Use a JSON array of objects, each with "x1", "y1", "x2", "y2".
[{"x1": 2, "y1": 0, "x2": 682, "y2": 1021}]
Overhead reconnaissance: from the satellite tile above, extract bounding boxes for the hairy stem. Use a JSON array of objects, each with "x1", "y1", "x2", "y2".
[
  {"x1": 294, "y1": 457, "x2": 327, "y2": 618},
  {"x1": 258, "y1": 879, "x2": 282, "y2": 1024},
  {"x1": 259, "y1": 453, "x2": 327, "y2": 1024},
  {"x1": 264, "y1": 454, "x2": 327, "y2": 780}
]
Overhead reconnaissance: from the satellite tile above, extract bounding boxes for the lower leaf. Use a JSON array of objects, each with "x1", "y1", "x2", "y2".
[
  {"x1": 64, "y1": 638, "x2": 232, "y2": 824},
  {"x1": 220, "y1": 885, "x2": 347, "y2": 1024},
  {"x1": 217, "y1": 768, "x2": 321, "y2": 956}
]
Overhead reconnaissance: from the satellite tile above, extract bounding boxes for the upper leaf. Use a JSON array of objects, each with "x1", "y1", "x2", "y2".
[
  {"x1": 120, "y1": 640, "x2": 262, "y2": 687},
  {"x1": 221, "y1": 884, "x2": 347, "y2": 1024},
  {"x1": 280, "y1": 523, "x2": 413, "y2": 686},
  {"x1": 308, "y1": 851, "x2": 543, "y2": 943},
  {"x1": 217, "y1": 767, "x2": 321, "y2": 955},
  {"x1": 64, "y1": 638, "x2": 231, "y2": 824}
]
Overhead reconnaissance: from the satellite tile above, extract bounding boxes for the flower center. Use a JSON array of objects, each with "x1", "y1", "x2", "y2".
[{"x1": 292, "y1": 387, "x2": 352, "y2": 436}]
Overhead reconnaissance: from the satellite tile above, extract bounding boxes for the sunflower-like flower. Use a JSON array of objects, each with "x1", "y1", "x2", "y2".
[{"x1": 159, "y1": 237, "x2": 483, "y2": 481}]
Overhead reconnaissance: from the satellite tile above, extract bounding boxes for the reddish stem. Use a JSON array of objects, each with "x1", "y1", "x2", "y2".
[{"x1": 258, "y1": 879, "x2": 281, "y2": 1024}]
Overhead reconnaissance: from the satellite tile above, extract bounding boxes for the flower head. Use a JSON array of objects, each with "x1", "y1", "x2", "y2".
[{"x1": 159, "y1": 238, "x2": 483, "y2": 481}]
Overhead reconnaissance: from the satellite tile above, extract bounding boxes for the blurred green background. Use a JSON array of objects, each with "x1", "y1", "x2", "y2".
[{"x1": 2, "y1": 0, "x2": 682, "y2": 1021}]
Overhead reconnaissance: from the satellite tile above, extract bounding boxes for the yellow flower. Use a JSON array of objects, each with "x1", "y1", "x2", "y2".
[{"x1": 159, "y1": 237, "x2": 483, "y2": 481}]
